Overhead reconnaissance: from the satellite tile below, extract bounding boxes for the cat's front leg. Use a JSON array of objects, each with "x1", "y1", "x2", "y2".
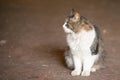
[
  {"x1": 71, "y1": 53, "x2": 82, "y2": 76},
  {"x1": 82, "y1": 56, "x2": 95, "y2": 76}
]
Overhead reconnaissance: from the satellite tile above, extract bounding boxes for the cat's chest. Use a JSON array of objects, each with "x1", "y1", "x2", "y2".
[{"x1": 67, "y1": 30, "x2": 95, "y2": 50}]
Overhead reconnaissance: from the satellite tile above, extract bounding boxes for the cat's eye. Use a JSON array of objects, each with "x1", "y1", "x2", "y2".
[
  {"x1": 66, "y1": 24, "x2": 69, "y2": 28},
  {"x1": 66, "y1": 24, "x2": 73, "y2": 30}
]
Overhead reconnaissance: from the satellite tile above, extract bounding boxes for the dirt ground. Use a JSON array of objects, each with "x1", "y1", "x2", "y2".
[{"x1": 0, "y1": 0, "x2": 120, "y2": 80}]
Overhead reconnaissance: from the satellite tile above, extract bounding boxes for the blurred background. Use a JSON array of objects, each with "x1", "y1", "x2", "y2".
[{"x1": 0, "y1": 0, "x2": 120, "y2": 80}]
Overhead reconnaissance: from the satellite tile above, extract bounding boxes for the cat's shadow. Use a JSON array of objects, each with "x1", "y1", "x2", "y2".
[{"x1": 33, "y1": 44, "x2": 66, "y2": 67}]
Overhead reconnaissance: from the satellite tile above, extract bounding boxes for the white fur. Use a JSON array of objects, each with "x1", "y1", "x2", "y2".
[{"x1": 63, "y1": 22, "x2": 99, "y2": 76}]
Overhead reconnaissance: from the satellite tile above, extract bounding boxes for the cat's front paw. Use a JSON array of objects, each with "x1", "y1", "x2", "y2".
[
  {"x1": 71, "y1": 70, "x2": 80, "y2": 76},
  {"x1": 81, "y1": 71, "x2": 90, "y2": 76}
]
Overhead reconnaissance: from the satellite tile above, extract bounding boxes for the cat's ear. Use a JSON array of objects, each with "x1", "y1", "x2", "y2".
[
  {"x1": 70, "y1": 9, "x2": 75, "y2": 17},
  {"x1": 71, "y1": 9, "x2": 80, "y2": 22},
  {"x1": 74, "y1": 12, "x2": 80, "y2": 21},
  {"x1": 68, "y1": 9, "x2": 75, "y2": 18},
  {"x1": 68, "y1": 9, "x2": 80, "y2": 22}
]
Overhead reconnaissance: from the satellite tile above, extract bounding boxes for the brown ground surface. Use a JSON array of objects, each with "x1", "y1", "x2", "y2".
[{"x1": 0, "y1": 0, "x2": 120, "y2": 80}]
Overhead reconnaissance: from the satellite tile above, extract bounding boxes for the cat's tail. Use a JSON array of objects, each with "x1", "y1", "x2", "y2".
[
  {"x1": 91, "y1": 64, "x2": 105, "y2": 72},
  {"x1": 64, "y1": 50, "x2": 74, "y2": 70}
]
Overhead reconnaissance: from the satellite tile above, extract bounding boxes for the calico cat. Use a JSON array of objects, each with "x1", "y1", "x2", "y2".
[{"x1": 63, "y1": 9, "x2": 105, "y2": 76}]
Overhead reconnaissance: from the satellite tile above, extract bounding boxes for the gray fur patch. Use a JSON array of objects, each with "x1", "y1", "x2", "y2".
[{"x1": 64, "y1": 50, "x2": 74, "y2": 70}]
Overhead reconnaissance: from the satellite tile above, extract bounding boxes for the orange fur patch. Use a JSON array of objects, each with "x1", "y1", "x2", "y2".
[{"x1": 82, "y1": 25, "x2": 93, "y2": 32}]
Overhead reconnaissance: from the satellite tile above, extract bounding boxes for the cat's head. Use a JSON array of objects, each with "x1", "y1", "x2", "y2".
[{"x1": 63, "y1": 9, "x2": 93, "y2": 34}]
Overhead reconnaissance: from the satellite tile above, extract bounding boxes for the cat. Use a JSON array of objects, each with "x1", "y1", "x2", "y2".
[{"x1": 63, "y1": 9, "x2": 105, "y2": 76}]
